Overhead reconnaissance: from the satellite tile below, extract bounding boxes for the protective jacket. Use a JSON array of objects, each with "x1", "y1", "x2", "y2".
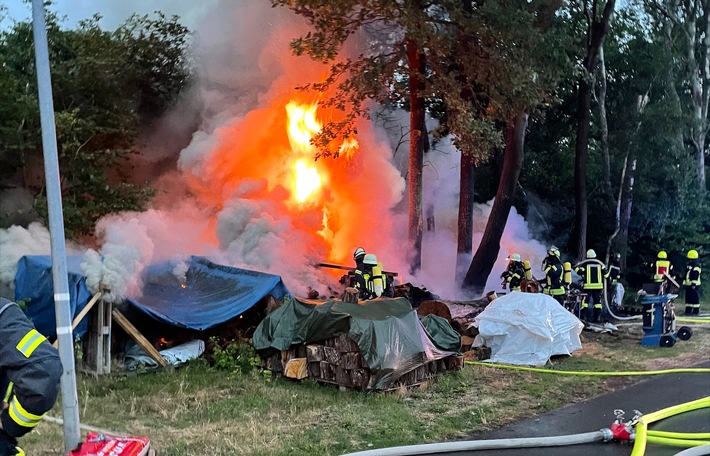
[
  {"x1": 542, "y1": 256, "x2": 565, "y2": 296},
  {"x1": 683, "y1": 260, "x2": 701, "y2": 287},
  {"x1": 608, "y1": 263, "x2": 621, "y2": 285},
  {"x1": 653, "y1": 259, "x2": 673, "y2": 282},
  {"x1": 575, "y1": 260, "x2": 608, "y2": 290},
  {"x1": 0, "y1": 298, "x2": 62, "y2": 438},
  {"x1": 501, "y1": 262, "x2": 525, "y2": 292},
  {"x1": 353, "y1": 267, "x2": 390, "y2": 300}
]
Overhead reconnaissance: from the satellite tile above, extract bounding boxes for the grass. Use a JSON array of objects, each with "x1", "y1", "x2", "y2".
[{"x1": 21, "y1": 308, "x2": 710, "y2": 456}]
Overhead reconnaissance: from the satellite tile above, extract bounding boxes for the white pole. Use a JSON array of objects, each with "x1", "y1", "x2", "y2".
[{"x1": 30, "y1": 0, "x2": 81, "y2": 451}]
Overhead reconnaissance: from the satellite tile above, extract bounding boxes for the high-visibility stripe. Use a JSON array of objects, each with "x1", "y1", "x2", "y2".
[
  {"x1": 3, "y1": 382, "x2": 13, "y2": 403},
  {"x1": 16, "y1": 330, "x2": 46, "y2": 358},
  {"x1": 8, "y1": 397, "x2": 43, "y2": 428}
]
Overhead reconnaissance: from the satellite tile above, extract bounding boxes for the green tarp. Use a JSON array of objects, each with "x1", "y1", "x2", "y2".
[{"x1": 253, "y1": 296, "x2": 461, "y2": 390}]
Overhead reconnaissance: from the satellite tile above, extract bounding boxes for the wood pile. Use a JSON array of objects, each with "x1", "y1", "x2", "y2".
[
  {"x1": 260, "y1": 332, "x2": 463, "y2": 391},
  {"x1": 417, "y1": 299, "x2": 492, "y2": 361}
]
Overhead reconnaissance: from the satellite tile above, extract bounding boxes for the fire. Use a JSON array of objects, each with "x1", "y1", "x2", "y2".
[
  {"x1": 286, "y1": 101, "x2": 321, "y2": 152},
  {"x1": 294, "y1": 160, "x2": 321, "y2": 202}
]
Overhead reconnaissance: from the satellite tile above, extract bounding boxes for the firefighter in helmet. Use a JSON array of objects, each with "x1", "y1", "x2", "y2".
[
  {"x1": 653, "y1": 250, "x2": 673, "y2": 283},
  {"x1": 501, "y1": 253, "x2": 525, "y2": 292},
  {"x1": 575, "y1": 249, "x2": 608, "y2": 323},
  {"x1": 353, "y1": 254, "x2": 390, "y2": 300},
  {"x1": 0, "y1": 298, "x2": 62, "y2": 456},
  {"x1": 683, "y1": 249, "x2": 702, "y2": 315},
  {"x1": 542, "y1": 246, "x2": 565, "y2": 305}
]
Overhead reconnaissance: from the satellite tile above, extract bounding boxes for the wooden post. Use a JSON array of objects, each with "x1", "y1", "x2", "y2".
[{"x1": 111, "y1": 309, "x2": 167, "y2": 368}]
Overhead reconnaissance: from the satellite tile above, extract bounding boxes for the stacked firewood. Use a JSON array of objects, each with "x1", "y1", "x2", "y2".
[
  {"x1": 417, "y1": 299, "x2": 491, "y2": 361},
  {"x1": 259, "y1": 332, "x2": 464, "y2": 391}
]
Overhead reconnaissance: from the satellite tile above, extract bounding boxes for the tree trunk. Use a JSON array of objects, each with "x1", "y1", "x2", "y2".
[
  {"x1": 615, "y1": 157, "x2": 636, "y2": 270},
  {"x1": 597, "y1": 46, "x2": 615, "y2": 213},
  {"x1": 456, "y1": 152, "x2": 475, "y2": 282},
  {"x1": 571, "y1": 0, "x2": 616, "y2": 261},
  {"x1": 688, "y1": 1, "x2": 710, "y2": 193},
  {"x1": 406, "y1": 39, "x2": 427, "y2": 275},
  {"x1": 462, "y1": 113, "x2": 528, "y2": 295}
]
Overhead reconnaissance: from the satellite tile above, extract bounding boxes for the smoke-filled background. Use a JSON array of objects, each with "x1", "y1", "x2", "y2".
[{"x1": 0, "y1": 0, "x2": 548, "y2": 302}]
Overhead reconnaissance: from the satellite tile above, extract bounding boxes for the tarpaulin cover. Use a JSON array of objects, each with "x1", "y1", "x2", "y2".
[
  {"x1": 473, "y1": 291, "x2": 584, "y2": 366},
  {"x1": 253, "y1": 296, "x2": 460, "y2": 390},
  {"x1": 14, "y1": 255, "x2": 92, "y2": 339},
  {"x1": 125, "y1": 256, "x2": 289, "y2": 331}
]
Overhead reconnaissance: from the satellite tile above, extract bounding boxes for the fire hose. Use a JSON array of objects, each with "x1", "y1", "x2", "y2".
[
  {"x1": 464, "y1": 361, "x2": 710, "y2": 376},
  {"x1": 340, "y1": 396, "x2": 710, "y2": 456}
]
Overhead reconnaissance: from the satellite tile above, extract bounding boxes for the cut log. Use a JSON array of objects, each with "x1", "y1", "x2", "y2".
[
  {"x1": 306, "y1": 344, "x2": 324, "y2": 362},
  {"x1": 284, "y1": 358, "x2": 309, "y2": 380},
  {"x1": 343, "y1": 287, "x2": 359, "y2": 303},
  {"x1": 416, "y1": 300, "x2": 452, "y2": 321}
]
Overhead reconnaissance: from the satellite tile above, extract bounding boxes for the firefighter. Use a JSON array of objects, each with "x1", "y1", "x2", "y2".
[
  {"x1": 501, "y1": 253, "x2": 525, "y2": 292},
  {"x1": 607, "y1": 252, "x2": 622, "y2": 309},
  {"x1": 683, "y1": 249, "x2": 702, "y2": 316},
  {"x1": 653, "y1": 250, "x2": 673, "y2": 283},
  {"x1": 353, "y1": 254, "x2": 389, "y2": 300},
  {"x1": 575, "y1": 249, "x2": 607, "y2": 323},
  {"x1": 542, "y1": 246, "x2": 565, "y2": 305},
  {"x1": 341, "y1": 247, "x2": 367, "y2": 287},
  {"x1": 353, "y1": 247, "x2": 366, "y2": 269},
  {"x1": 0, "y1": 298, "x2": 62, "y2": 456}
]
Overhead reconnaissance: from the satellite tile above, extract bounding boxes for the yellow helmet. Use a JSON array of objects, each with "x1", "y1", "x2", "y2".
[
  {"x1": 657, "y1": 251, "x2": 667, "y2": 259},
  {"x1": 687, "y1": 249, "x2": 699, "y2": 259}
]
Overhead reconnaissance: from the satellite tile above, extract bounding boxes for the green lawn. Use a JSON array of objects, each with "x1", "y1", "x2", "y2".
[{"x1": 22, "y1": 307, "x2": 710, "y2": 456}]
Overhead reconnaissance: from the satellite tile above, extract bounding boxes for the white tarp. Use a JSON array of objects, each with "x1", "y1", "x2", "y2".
[{"x1": 473, "y1": 291, "x2": 584, "y2": 366}]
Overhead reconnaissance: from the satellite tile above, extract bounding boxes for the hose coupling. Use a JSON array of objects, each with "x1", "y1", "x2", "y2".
[{"x1": 600, "y1": 428, "x2": 614, "y2": 442}]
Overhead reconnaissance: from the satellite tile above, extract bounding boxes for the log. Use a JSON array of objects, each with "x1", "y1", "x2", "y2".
[
  {"x1": 323, "y1": 346, "x2": 341, "y2": 364},
  {"x1": 343, "y1": 352, "x2": 360, "y2": 370},
  {"x1": 284, "y1": 358, "x2": 309, "y2": 380},
  {"x1": 308, "y1": 362, "x2": 321, "y2": 377},
  {"x1": 343, "y1": 287, "x2": 359, "y2": 303},
  {"x1": 306, "y1": 345, "x2": 324, "y2": 362},
  {"x1": 416, "y1": 300, "x2": 452, "y2": 321}
]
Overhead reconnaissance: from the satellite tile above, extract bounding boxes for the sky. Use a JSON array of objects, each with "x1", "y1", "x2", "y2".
[{"x1": 2, "y1": 0, "x2": 217, "y2": 31}]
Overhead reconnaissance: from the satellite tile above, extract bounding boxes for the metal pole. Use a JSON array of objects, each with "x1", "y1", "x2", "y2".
[{"x1": 30, "y1": 0, "x2": 81, "y2": 451}]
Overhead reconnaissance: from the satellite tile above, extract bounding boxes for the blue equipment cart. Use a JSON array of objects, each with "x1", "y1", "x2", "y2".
[{"x1": 639, "y1": 294, "x2": 692, "y2": 347}]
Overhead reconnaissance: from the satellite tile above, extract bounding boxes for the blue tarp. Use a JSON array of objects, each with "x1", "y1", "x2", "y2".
[
  {"x1": 14, "y1": 255, "x2": 93, "y2": 339},
  {"x1": 125, "y1": 256, "x2": 289, "y2": 331},
  {"x1": 14, "y1": 255, "x2": 290, "y2": 336}
]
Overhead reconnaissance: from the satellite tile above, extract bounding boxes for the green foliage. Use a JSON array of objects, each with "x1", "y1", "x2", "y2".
[
  {"x1": 209, "y1": 336, "x2": 262, "y2": 374},
  {"x1": 274, "y1": 0, "x2": 567, "y2": 162},
  {"x1": 0, "y1": 10, "x2": 192, "y2": 236}
]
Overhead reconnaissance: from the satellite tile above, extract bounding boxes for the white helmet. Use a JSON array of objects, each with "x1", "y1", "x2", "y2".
[
  {"x1": 353, "y1": 247, "x2": 366, "y2": 261},
  {"x1": 510, "y1": 253, "x2": 521, "y2": 262},
  {"x1": 587, "y1": 249, "x2": 597, "y2": 259},
  {"x1": 363, "y1": 253, "x2": 378, "y2": 265}
]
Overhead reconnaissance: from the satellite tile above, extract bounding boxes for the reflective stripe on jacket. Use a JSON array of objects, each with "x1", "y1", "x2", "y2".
[{"x1": 0, "y1": 298, "x2": 62, "y2": 438}]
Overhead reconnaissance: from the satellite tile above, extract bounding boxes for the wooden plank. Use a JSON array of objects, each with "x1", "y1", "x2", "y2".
[
  {"x1": 53, "y1": 292, "x2": 102, "y2": 348},
  {"x1": 111, "y1": 309, "x2": 167, "y2": 367}
]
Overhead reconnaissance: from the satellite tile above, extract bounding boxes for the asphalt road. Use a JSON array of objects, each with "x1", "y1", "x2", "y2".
[{"x1": 447, "y1": 361, "x2": 710, "y2": 456}]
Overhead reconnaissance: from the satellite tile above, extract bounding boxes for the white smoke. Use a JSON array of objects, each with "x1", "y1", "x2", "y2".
[
  {"x1": 2, "y1": 0, "x2": 552, "y2": 305},
  {"x1": 0, "y1": 223, "x2": 85, "y2": 299}
]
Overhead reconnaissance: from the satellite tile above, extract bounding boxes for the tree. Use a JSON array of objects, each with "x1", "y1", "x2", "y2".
[
  {"x1": 0, "y1": 12, "x2": 193, "y2": 237},
  {"x1": 571, "y1": 0, "x2": 617, "y2": 261}
]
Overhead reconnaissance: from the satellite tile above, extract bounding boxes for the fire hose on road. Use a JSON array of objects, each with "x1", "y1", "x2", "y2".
[{"x1": 340, "y1": 396, "x2": 710, "y2": 456}]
